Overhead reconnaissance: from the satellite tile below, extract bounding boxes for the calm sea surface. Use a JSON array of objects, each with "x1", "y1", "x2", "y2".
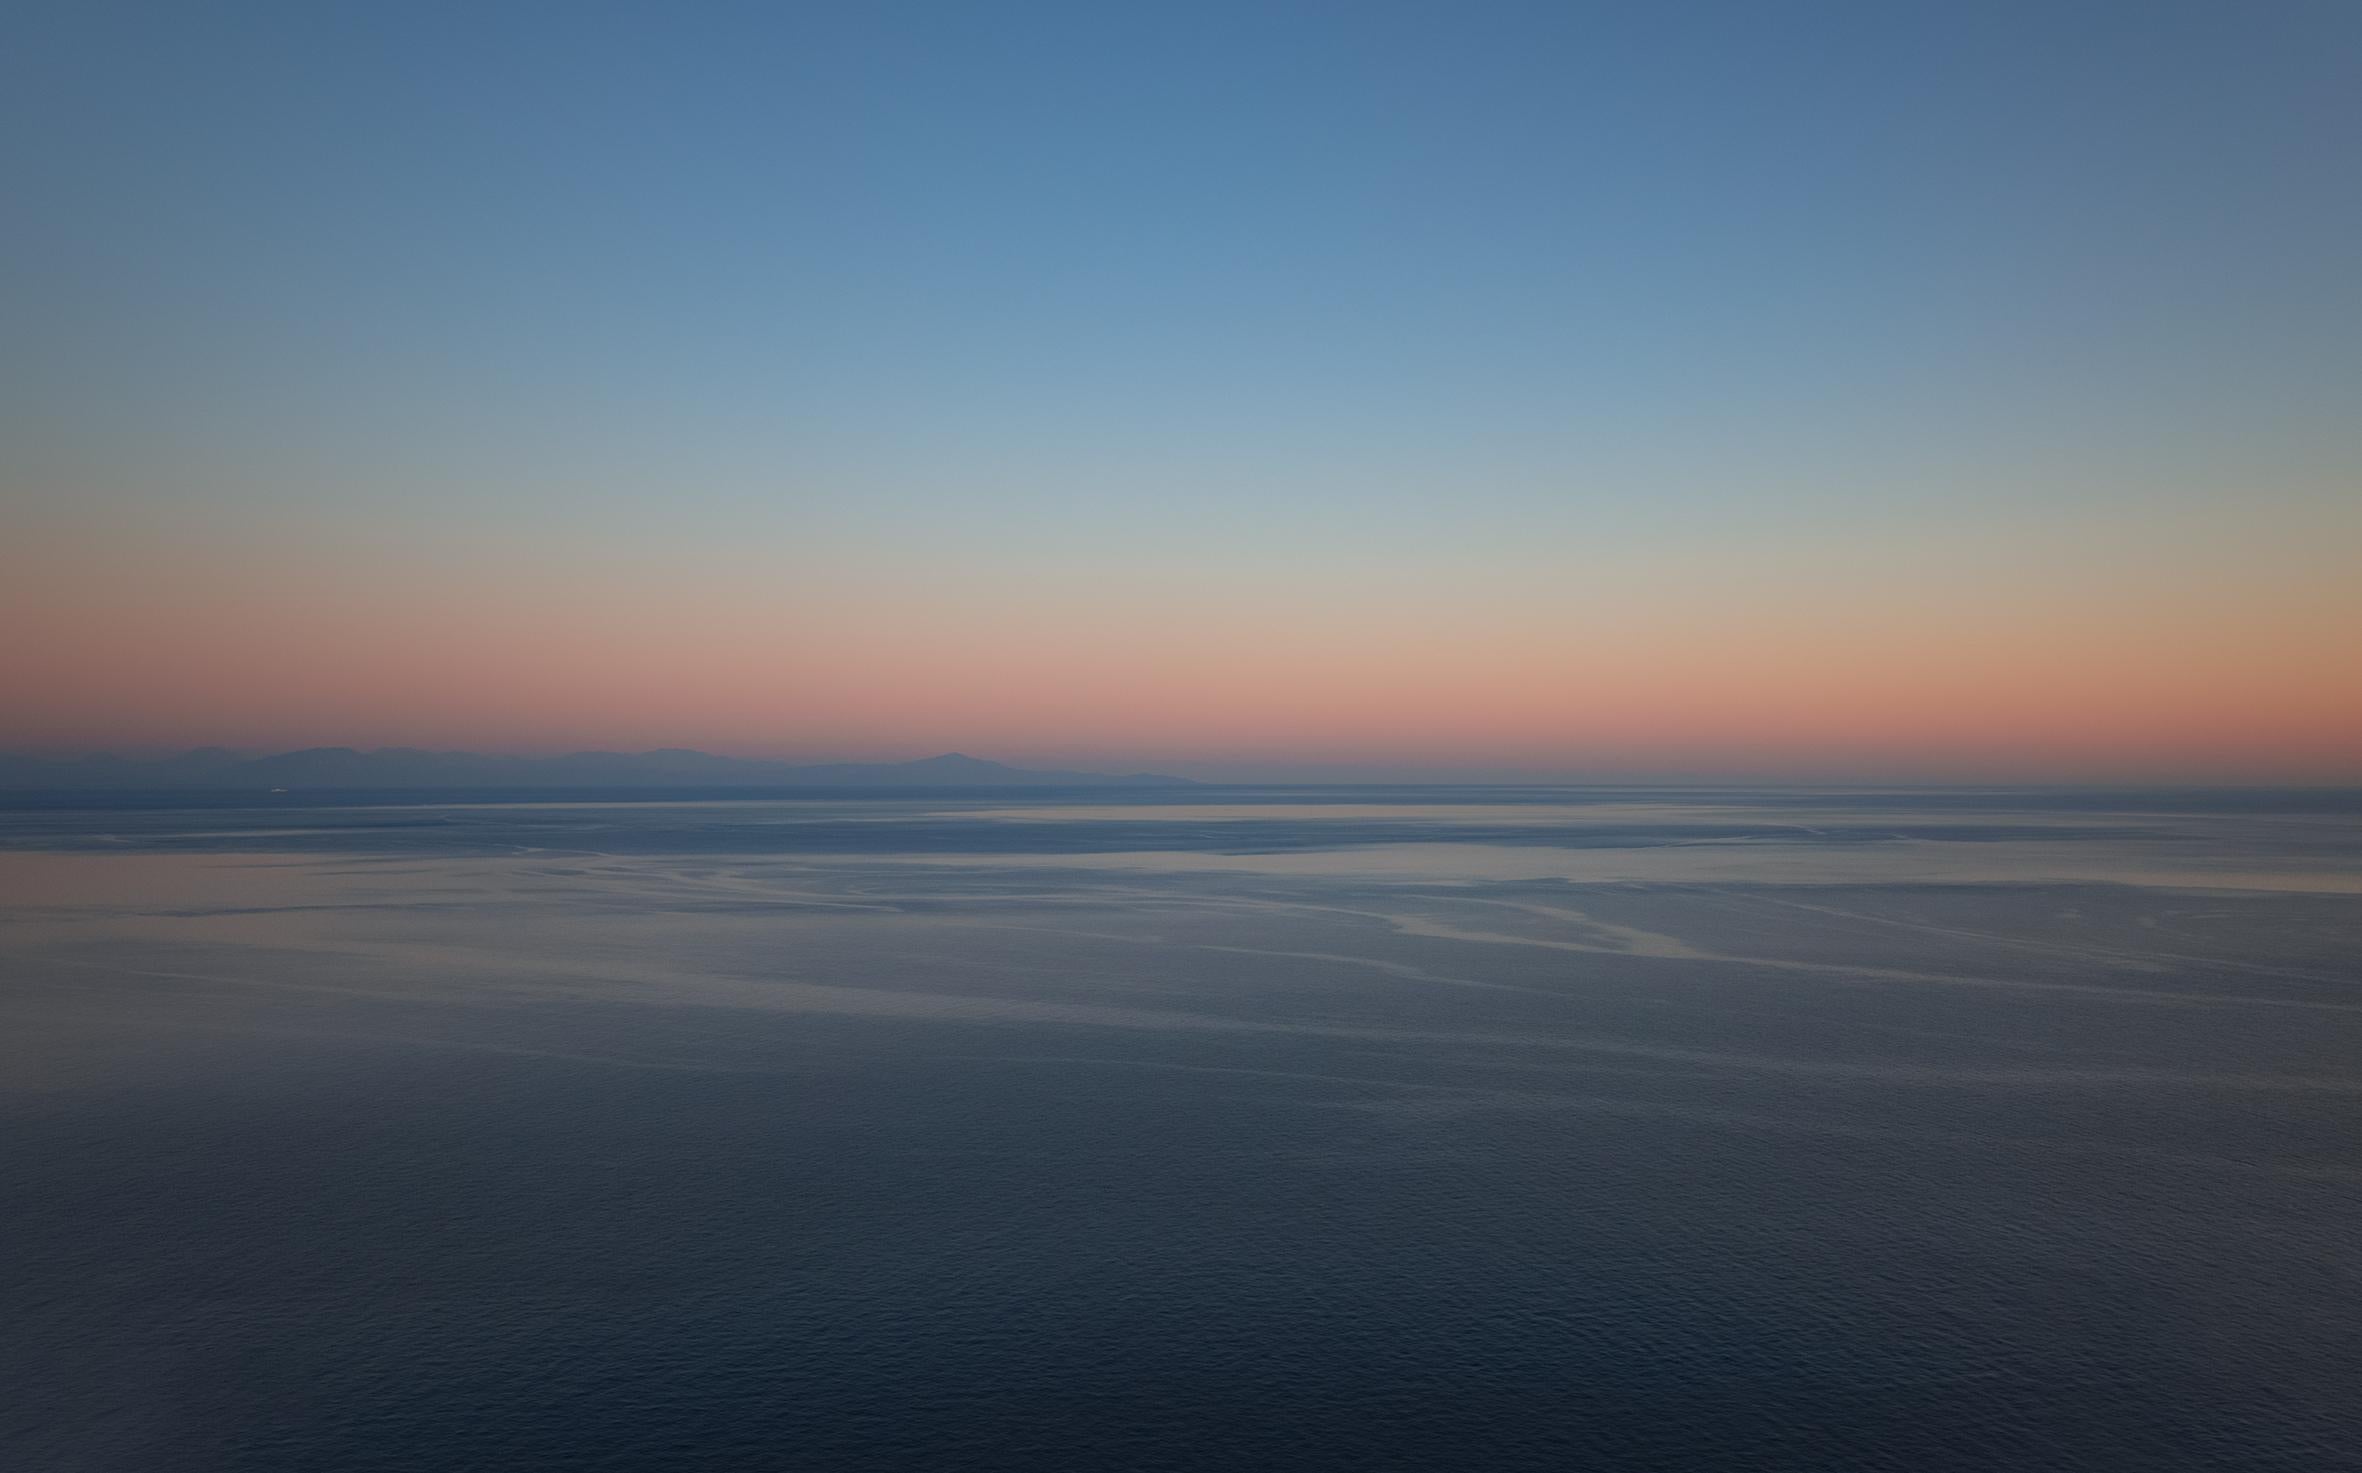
[{"x1": 5, "y1": 787, "x2": 2360, "y2": 1470}]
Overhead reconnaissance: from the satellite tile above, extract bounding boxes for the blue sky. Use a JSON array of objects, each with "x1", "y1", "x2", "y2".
[{"x1": 4, "y1": 1, "x2": 2358, "y2": 775}]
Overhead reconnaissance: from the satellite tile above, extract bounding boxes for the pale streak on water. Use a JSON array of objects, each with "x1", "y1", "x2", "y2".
[{"x1": 3, "y1": 787, "x2": 2360, "y2": 1470}]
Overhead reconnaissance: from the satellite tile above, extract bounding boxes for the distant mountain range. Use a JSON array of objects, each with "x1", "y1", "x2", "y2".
[{"x1": 0, "y1": 747, "x2": 1193, "y2": 791}]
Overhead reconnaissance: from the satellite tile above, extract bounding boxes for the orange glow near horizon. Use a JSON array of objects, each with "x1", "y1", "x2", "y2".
[{"x1": 6, "y1": 504, "x2": 2357, "y2": 782}]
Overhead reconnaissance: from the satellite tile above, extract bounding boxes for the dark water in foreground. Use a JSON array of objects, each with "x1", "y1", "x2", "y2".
[{"x1": 4, "y1": 787, "x2": 2360, "y2": 1470}]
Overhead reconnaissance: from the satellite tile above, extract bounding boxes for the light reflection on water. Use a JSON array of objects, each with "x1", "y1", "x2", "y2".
[{"x1": 4, "y1": 788, "x2": 2360, "y2": 1470}]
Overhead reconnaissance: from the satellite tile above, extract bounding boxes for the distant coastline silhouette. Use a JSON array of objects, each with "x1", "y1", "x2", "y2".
[{"x1": 0, "y1": 748, "x2": 1193, "y2": 792}]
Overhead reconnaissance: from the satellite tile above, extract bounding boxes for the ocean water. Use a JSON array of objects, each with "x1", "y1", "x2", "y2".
[{"x1": 4, "y1": 787, "x2": 2360, "y2": 1471}]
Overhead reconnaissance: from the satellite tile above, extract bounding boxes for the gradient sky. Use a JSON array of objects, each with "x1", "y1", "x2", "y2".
[{"x1": 4, "y1": 0, "x2": 2358, "y2": 780}]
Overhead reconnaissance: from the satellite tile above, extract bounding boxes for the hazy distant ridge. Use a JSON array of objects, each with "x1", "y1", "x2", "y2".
[{"x1": 0, "y1": 748, "x2": 1191, "y2": 791}]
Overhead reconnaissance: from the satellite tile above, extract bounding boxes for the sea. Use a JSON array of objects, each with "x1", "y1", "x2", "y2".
[{"x1": 4, "y1": 786, "x2": 2360, "y2": 1470}]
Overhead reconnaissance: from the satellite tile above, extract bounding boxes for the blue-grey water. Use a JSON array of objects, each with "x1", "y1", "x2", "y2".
[{"x1": 5, "y1": 787, "x2": 2361, "y2": 1470}]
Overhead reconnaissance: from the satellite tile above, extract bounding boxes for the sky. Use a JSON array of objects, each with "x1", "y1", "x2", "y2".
[{"x1": 3, "y1": 0, "x2": 2358, "y2": 781}]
